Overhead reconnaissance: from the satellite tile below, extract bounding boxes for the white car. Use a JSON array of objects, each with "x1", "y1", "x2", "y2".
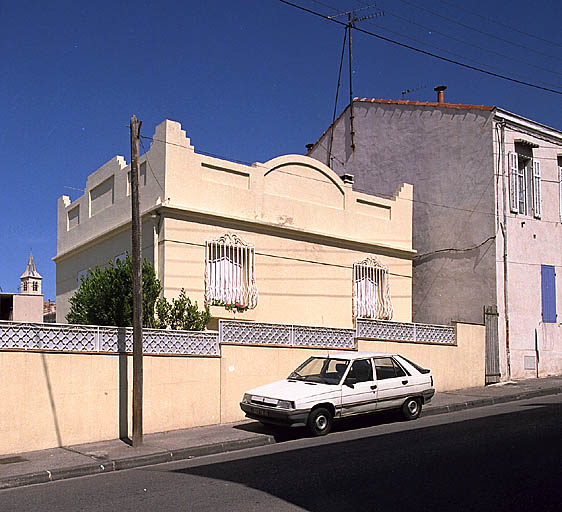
[{"x1": 240, "y1": 352, "x2": 435, "y2": 436}]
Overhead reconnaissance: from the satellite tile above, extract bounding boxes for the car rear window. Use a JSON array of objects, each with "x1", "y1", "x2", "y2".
[{"x1": 399, "y1": 356, "x2": 430, "y2": 374}]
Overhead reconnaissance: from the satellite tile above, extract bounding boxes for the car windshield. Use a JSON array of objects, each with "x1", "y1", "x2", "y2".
[{"x1": 288, "y1": 357, "x2": 349, "y2": 385}]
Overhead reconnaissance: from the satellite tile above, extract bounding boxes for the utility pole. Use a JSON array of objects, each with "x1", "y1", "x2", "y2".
[
  {"x1": 348, "y1": 12, "x2": 355, "y2": 152},
  {"x1": 130, "y1": 115, "x2": 143, "y2": 447}
]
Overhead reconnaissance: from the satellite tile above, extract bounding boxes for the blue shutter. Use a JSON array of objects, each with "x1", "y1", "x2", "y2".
[{"x1": 541, "y1": 265, "x2": 557, "y2": 323}]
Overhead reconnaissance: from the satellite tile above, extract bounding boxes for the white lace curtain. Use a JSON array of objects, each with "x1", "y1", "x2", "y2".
[
  {"x1": 205, "y1": 234, "x2": 258, "y2": 309},
  {"x1": 353, "y1": 257, "x2": 393, "y2": 320}
]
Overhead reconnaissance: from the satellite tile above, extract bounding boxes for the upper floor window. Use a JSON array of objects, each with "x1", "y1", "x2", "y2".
[
  {"x1": 205, "y1": 233, "x2": 258, "y2": 312},
  {"x1": 22, "y1": 281, "x2": 28, "y2": 292},
  {"x1": 32, "y1": 281, "x2": 38, "y2": 292},
  {"x1": 353, "y1": 257, "x2": 393, "y2": 320},
  {"x1": 509, "y1": 143, "x2": 541, "y2": 218}
]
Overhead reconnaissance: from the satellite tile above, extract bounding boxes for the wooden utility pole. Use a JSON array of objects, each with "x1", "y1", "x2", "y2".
[
  {"x1": 348, "y1": 12, "x2": 355, "y2": 152},
  {"x1": 130, "y1": 115, "x2": 143, "y2": 447}
]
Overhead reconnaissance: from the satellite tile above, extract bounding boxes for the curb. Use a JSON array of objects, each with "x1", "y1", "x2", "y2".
[
  {"x1": 1, "y1": 385, "x2": 561, "y2": 491},
  {"x1": 0, "y1": 435, "x2": 276, "y2": 491},
  {"x1": 423, "y1": 385, "x2": 562, "y2": 416}
]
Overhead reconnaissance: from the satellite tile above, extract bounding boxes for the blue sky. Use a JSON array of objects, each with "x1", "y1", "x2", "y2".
[{"x1": 2, "y1": 0, "x2": 561, "y2": 301}]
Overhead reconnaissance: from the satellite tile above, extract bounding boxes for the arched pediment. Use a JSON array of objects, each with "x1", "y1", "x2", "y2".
[{"x1": 262, "y1": 155, "x2": 345, "y2": 209}]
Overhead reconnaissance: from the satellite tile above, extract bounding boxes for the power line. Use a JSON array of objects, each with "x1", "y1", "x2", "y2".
[
  {"x1": 139, "y1": 137, "x2": 165, "y2": 195},
  {"x1": 398, "y1": 0, "x2": 562, "y2": 63},
  {"x1": 437, "y1": 0, "x2": 562, "y2": 51},
  {"x1": 414, "y1": 235, "x2": 496, "y2": 259},
  {"x1": 164, "y1": 238, "x2": 413, "y2": 278},
  {"x1": 351, "y1": 0, "x2": 562, "y2": 78},
  {"x1": 277, "y1": 0, "x2": 562, "y2": 95},
  {"x1": 355, "y1": 15, "x2": 562, "y2": 92},
  {"x1": 140, "y1": 126, "x2": 561, "y2": 224},
  {"x1": 140, "y1": 135, "x2": 254, "y2": 166}
]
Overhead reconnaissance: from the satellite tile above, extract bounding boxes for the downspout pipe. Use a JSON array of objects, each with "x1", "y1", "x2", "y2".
[{"x1": 500, "y1": 119, "x2": 512, "y2": 380}]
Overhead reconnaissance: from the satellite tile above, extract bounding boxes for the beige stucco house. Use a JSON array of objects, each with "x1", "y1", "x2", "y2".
[{"x1": 55, "y1": 120, "x2": 414, "y2": 327}]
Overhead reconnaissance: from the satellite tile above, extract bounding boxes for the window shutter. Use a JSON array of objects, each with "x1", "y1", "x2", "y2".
[
  {"x1": 532, "y1": 160, "x2": 541, "y2": 219},
  {"x1": 541, "y1": 265, "x2": 557, "y2": 323},
  {"x1": 508, "y1": 152, "x2": 519, "y2": 213}
]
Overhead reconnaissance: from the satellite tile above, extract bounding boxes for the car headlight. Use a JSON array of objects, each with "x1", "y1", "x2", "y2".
[
  {"x1": 277, "y1": 400, "x2": 295, "y2": 409},
  {"x1": 242, "y1": 393, "x2": 252, "y2": 404}
]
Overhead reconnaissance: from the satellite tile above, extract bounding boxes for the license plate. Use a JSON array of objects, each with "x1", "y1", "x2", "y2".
[{"x1": 251, "y1": 406, "x2": 271, "y2": 417}]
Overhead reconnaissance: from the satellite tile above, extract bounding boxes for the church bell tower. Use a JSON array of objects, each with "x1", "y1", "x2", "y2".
[{"x1": 20, "y1": 251, "x2": 42, "y2": 295}]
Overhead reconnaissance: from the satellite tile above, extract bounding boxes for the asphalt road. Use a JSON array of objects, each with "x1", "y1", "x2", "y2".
[{"x1": 1, "y1": 394, "x2": 561, "y2": 512}]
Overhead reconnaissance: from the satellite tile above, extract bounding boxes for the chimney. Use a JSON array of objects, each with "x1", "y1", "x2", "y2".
[{"x1": 434, "y1": 85, "x2": 447, "y2": 104}]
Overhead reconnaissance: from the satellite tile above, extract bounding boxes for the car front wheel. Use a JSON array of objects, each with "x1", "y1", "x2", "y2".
[
  {"x1": 307, "y1": 407, "x2": 333, "y2": 436},
  {"x1": 402, "y1": 397, "x2": 422, "y2": 420}
]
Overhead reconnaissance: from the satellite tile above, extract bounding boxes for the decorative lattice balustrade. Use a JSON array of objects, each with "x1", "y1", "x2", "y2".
[
  {"x1": 0, "y1": 318, "x2": 455, "y2": 355},
  {"x1": 355, "y1": 318, "x2": 455, "y2": 345},
  {"x1": 0, "y1": 321, "x2": 219, "y2": 356},
  {"x1": 220, "y1": 320, "x2": 356, "y2": 349}
]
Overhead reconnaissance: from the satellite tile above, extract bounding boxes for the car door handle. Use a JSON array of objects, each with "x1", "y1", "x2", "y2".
[
  {"x1": 402, "y1": 380, "x2": 408, "y2": 385},
  {"x1": 370, "y1": 385, "x2": 377, "y2": 390}
]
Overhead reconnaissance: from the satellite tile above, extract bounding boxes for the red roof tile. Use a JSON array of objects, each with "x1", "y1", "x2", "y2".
[{"x1": 355, "y1": 98, "x2": 495, "y2": 111}]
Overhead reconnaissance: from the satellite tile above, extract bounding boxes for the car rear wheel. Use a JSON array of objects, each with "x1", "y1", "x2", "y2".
[
  {"x1": 402, "y1": 397, "x2": 422, "y2": 420},
  {"x1": 307, "y1": 407, "x2": 333, "y2": 436}
]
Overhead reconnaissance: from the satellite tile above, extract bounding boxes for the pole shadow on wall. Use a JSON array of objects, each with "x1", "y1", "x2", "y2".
[
  {"x1": 117, "y1": 328, "x2": 131, "y2": 445},
  {"x1": 40, "y1": 352, "x2": 62, "y2": 447}
]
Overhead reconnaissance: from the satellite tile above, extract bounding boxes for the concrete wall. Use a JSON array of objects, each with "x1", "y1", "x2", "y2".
[
  {"x1": 0, "y1": 322, "x2": 484, "y2": 454},
  {"x1": 309, "y1": 102, "x2": 498, "y2": 326},
  {"x1": 358, "y1": 322, "x2": 486, "y2": 391},
  {"x1": 0, "y1": 351, "x2": 220, "y2": 455},
  {"x1": 12, "y1": 294, "x2": 44, "y2": 322}
]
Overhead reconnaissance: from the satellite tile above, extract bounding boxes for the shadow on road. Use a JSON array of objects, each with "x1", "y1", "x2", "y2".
[
  {"x1": 234, "y1": 409, "x2": 404, "y2": 442},
  {"x1": 176, "y1": 403, "x2": 562, "y2": 512}
]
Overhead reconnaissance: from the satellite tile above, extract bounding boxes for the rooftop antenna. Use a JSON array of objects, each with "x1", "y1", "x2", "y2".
[
  {"x1": 401, "y1": 84, "x2": 428, "y2": 99},
  {"x1": 327, "y1": 4, "x2": 384, "y2": 167}
]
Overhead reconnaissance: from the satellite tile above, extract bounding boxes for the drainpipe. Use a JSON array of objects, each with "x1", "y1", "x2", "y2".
[
  {"x1": 151, "y1": 212, "x2": 162, "y2": 282},
  {"x1": 500, "y1": 120, "x2": 512, "y2": 380},
  {"x1": 535, "y1": 328, "x2": 540, "y2": 378}
]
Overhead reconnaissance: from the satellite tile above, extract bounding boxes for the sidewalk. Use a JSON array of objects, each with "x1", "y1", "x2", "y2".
[{"x1": 1, "y1": 376, "x2": 561, "y2": 491}]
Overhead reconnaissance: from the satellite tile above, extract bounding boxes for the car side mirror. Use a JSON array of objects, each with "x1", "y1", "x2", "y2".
[{"x1": 345, "y1": 377, "x2": 357, "y2": 387}]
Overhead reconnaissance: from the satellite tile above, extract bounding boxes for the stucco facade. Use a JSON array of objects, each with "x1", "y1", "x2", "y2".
[
  {"x1": 308, "y1": 97, "x2": 562, "y2": 380},
  {"x1": 55, "y1": 120, "x2": 414, "y2": 329}
]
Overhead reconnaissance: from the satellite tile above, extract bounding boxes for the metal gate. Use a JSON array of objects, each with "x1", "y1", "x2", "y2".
[{"x1": 484, "y1": 305, "x2": 501, "y2": 384}]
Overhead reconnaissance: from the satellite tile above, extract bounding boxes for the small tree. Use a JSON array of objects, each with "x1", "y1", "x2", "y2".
[
  {"x1": 66, "y1": 255, "x2": 161, "y2": 328},
  {"x1": 154, "y1": 289, "x2": 211, "y2": 331}
]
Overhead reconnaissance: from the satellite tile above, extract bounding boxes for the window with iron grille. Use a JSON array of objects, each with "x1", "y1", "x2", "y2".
[
  {"x1": 353, "y1": 257, "x2": 393, "y2": 320},
  {"x1": 205, "y1": 233, "x2": 258, "y2": 312}
]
